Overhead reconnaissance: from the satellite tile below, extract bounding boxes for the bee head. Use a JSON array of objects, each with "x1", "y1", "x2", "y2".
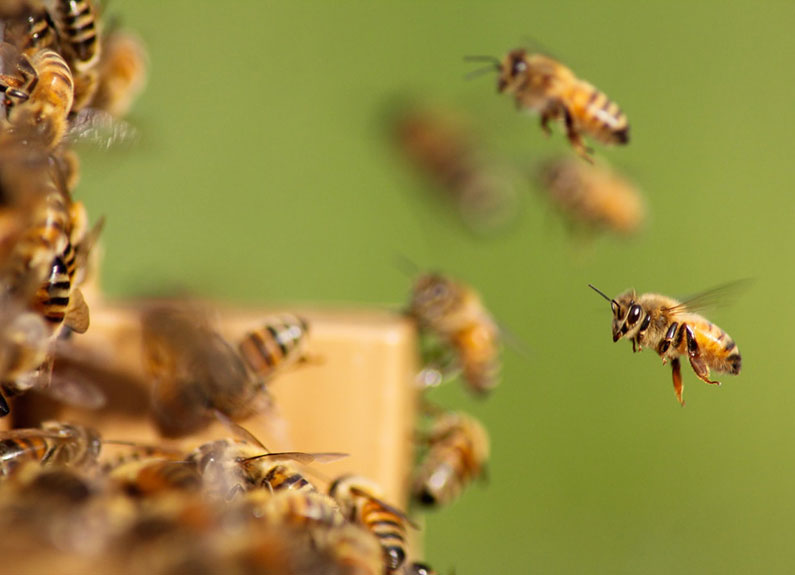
[
  {"x1": 589, "y1": 285, "x2": 640, "y2": 342},
  {"x1": 497, "y1": 49, "x2": 529, "y2": 93},
  {"x1": 409, "y1": 273, "x2": 460, "y2": 324}
]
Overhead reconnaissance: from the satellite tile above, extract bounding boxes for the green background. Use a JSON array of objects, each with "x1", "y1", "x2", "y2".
[{"x1": 80, "y1": 2, "x2": 795, "y2": 573}]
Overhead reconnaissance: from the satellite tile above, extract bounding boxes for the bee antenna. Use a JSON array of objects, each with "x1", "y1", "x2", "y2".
[
  {"x1": 463, "y1": 55, "x2": 501, "y2": 80},
  {"x1": 588, "y1": 284, "x2": 615, "y2": 305},
  {"x1": 393, "y1": 253, "x2": 420, "y2": 278}
]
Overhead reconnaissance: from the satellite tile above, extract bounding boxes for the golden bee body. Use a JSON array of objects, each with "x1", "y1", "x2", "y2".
[
  {"x1": 494, "y1": 49, "x2": 629, "y2": 161},
  {"x1": 412, "y1": 411, "x2": 489, "y2": 508},
  {"x1": 51, "y1": 0, "x2": 101, "y2": 110},
  {"x1": 409, "y1": 273, "x2": 500, "y2": 396},
  {"x1": 592, "y1": 286, "x2": 742, "y2": 405},
  {"x1": 329, "y1": 474, "x2": 411, "y2": 573},
  {"x1": 538, "y1": 157, "x2": 645, "y2": 236},
  {"x1": 92, "y1": 29, "x2": 148, "y2": 118},
  {"x1": 237, "y1": 314, "x2": 311, "y2": 381}
]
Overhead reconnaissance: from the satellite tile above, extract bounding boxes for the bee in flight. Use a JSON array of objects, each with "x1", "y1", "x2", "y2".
[
  {"x1": 589, "y1": 284, "x2": 743, "y2": 405},
  {"x1": 536, "y1": 156, "x2": 645, "y2": 237},
  {"x1": 408, "y1": 272, "x2": 501, "y2": 396},
  {"x1": 467, "y1": 48, "x2": 629, "y2": 162},
  {"x1": 412, "y1": 410, "x2": 489, "y2": 508}
]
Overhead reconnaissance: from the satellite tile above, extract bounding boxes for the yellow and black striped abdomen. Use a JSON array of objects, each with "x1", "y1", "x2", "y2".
[
  {"x1": 690, "y1": 318, "x2": 742, "y2": 375},
  {"x1": 260, "y1": 463, "x2": 317, "y2": 493},
  {"x1": 0, "y1": 435, "x2": 50, "y2": 474},
  {"x1": 238, "y1": 315, "x2": 309, "y2": 380},
  {"x1": 568, "y1": 79, "x2": 629, "y2": 145},
  {"x1": 359, "y1": 498, "x2": 408, "y2": 572},
  {"x1": 21, "y1": 7, "x2": 60, "y2": 54},
  {"x1": 34, "y1": 250, "x2": 72, "y2": 330},
  {"x1": 53, "y1": 0, "x2": 100, "y2": 69}
]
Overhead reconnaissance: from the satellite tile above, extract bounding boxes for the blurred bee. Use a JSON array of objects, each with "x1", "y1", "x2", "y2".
[
  {"x1": 141, "y1": 303, "x2": 272, "y2": 437},
  {"x1": 408, "y1": 272, "x2": 500, "y2": 396},
  {"x1": 0, "y1": 47, "x2": 74, "y2": 148},
  {"x1": 407, "y1": 563, "x2": 439, "y2": 575},
  {"x1": 412, "y1": 411, "x2": 489, "y2": 508},
  {"x1": 91, "y1": 28, "x2": 148, "y2": 118},
  {"x1": 0, "y1": 420, "x2": 101, "y2": 475},
  {"x1": 589, "y1": 284, "x2": 743, "y2": 405},
  {"x1": 237, "y1": 314, "x2": 312, "y2": 381},
  {"x1": 50, "y1": 0, "x2": 101, "y2": 111},
  {"x1": 392, "y1": 102, "x2": 520, "y2": 234},
  {"x1": 312, "y1": 522, "x2": 385, "y2": 575},
  {"x1": 109, "y1": 458, "x2": 203, "y2": 498},
  {"x1": 240, "y1": 489, "x2": 345, "y2": 530},
  {"x1": 537, "y1": 157, "x2": 645, "y2": 237},
  {"x1": 467, "y1": 49, "x2": 629, "y2": 162},
  {"x1": 2, "y1": 3, "x2": 60, "y2": 54},
  {"x1": 329, "y1": 474, "x2": 414, "y2": 573}
]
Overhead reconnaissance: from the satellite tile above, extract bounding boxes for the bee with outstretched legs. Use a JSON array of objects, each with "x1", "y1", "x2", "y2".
[
  {"x1": 408, "y1": 272, "x2": 500, "y2": 396},
  {"x1": 589, "y1": 284, "x2": 742, "y2": 405},
  {"x1": 467, "y1": 49, "x2": 629, "y2": 162}
]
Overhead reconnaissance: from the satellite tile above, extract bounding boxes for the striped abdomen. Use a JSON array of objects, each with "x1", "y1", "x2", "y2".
[
  {"x1": 21, "y1": 7, "x2": 60, "y2": 53},
  {"x1": 259, "y1": 463, "x2": 317, "y2": 493},
  {"x1": 34, "y1": 247, "x2": 73, "y2": 331},
  {"x1": 0, "y1": 435, "x2": 50, "y2": 473},
  {"x1": 359, "y1": 498, "x2": 408, "y2": 572},
  {"x1": 238, "y1": 315, "x2": 309, "y2": 380},
  {"x1": 452, "y1": 321, "x2": 500, "y2": 395},
  {"x1": 52, "y1": 0, "x2": 100, "y2": 70},
  {"x1": 567, "y1": 79, "x2": 629, "y2": 145},
  {"x1": 263, "y1": 491, "x2": 344, "y2": 528},
  {"x1": 675, "y1": 315, "x2": 742, "y2": 375},
  {"x1": 9, "y1": 49, "x2": 74, "y2": 147}
]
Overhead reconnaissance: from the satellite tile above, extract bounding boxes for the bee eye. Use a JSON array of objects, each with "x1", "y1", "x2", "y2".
[{"x1": 628, "y1": 305, "x2": 642, "y2": 325}]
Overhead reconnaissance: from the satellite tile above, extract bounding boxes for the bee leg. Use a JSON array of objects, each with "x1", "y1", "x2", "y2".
[
  {"x1": 539, "y1": 106, "x2": 556, "y2": 137},
  {"x1": 684, "y1": 325, "x2": 721, "y2": 386},
  {"x1": 671, "y1": 357, "x2": 685, "y2": 406},
  {"x1": 562, "y1": 106, "x2": 593, "y2": 163}
]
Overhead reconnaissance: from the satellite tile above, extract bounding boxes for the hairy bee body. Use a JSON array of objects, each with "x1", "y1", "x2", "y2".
[
  {"x1": 494, "y1": 50, "x2": 628, "y2": 161},
  {"x1": 412, "y1": 411, "x2": 489, "y2": 508},
  {"x1": 92, "y1": 29, "x2": 148, "y2": 118},
  {"x1": 409, "y1": 273, "x2": 500, "y2": 395},
  {"x1": 0, "y1": 421, "x2": 100, "y2": 475},
  {"x1": 51, "y1": 0, "x2": 100, "y2": 110},
  {"x1": 594, "y1": 286, "x2": 742, "y2": 405},
  {"x1": 0, "y1": 48, "x2": 74, "y2": 148},
  {"x1": 238, "y1": 314, "x2": 310, "y2": 381},
  {"x1": 329, "y1": 474, "x2": 411, "y2": 573},
  {"x1": 538, "y1": 157, "x2": 645, "y2": 236}
]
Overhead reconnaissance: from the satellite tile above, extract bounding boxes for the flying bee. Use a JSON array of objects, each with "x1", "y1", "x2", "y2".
[
  {"x1": 91, "y1": 28, "x2": 148, "y2": 118},
  {"x1": 412, "y1": 411, "x2": 489, "y2": 508},
  {"x1": 237, "y1": 314, "x2": 312, "y2": 381},
  {"x1": 537, "y1": 156, "x2": 645, "y2": 236},
  {"x1": 408, "y1": 272, "x2": 500, "y2": 396},
  {"x1": 141, "y1": 303, "x2": 272, "y2": 438},
  {"x1": 0, "y1": 420, "x2": 101, "y2": 476},
  {"x1": 589, "y1": 284, "x2": 743, "y2": 405},
  {"x1": 0, "y1": 47, "x2": 74, "y2": 149},
  {"x1": 467, "y1": 49, "x2": 629, "y2": 162},
  {"x1": 392, "y1": 102, "x2": 520, "y2": 234},
  {"x1": 329, "y1": 474, "x2": 415, "y2": 574},
  {"x1": 50, "y1": 0, "x2": 101, "y2": 111}
]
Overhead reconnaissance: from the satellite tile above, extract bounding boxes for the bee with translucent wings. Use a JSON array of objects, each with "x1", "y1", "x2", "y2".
[
  {"x1": 467, "y1": 48, "x2": 629, "y2": 162},
  {"x1": 408, "y1": 272, "x2": 501, "y2": 396},
  {"x1": 590, "y1": 283, "x2": 743, "y2": 405},
  {"x1": 0, "y1": 420, "x2": 101, "y2": 476}
]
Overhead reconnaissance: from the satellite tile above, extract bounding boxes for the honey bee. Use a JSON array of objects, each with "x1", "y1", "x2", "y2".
[
  {"x1": 412, "y1": 411, "x2": 489, "y2": 508},
  {"x1": 240, "y1": 489, "x2": 345, "y2": 530},
  {"x1": 468, "y1": 49, "x2": 629, "y2": 161},
  {"x1": 91, "y1": 28, "x2": 148, "y2": 118},
  {"x1": 0, "y1": 420, "x2": 101, "y2": 475},
  {"x1": 589, "y1": 284, "x2": 743, "y2": 405},
  {"x1": 109, "y1": 458, "x2": 203, "y2": 497},
  {"x1": 141, "y1": 303, "x2": 272, "y2": 437},
  {"x1": 537, "y1": 156, "x2": 645, "y2": 236},
  {"x1": 312, "y1": 522, "x2": 385, "y2": 575},
  {"x1": 0, "y1": 47, "x2": 74, "y2": 148},
  {"x1": 50, "y1": 0, "x2": 101, "y2": 111},
  {"x1": 237, "y1": 314, "x2": 312, "y2": 381},
  {"x1": 329, "y1": 474, "x2": 414, "y2": 573},
  {"x1": 392, "y1": 103, "x2": 520, "y2": 234},
  {"x1": 407, "y1": 563, "x2": 439, "y2": 575},
  {"x1": 408, "y1": 273, "x2": 500, "y2": 396}
]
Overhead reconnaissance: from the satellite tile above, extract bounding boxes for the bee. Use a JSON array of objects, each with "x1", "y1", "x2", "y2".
[
  {"x1": 240, "y1": 489, "x2": 345, "y2": 530},
  {"x1": 2, "y1": 4, "x2": 60, "y2": 55},
  {"x1": 109, "y1": 458, "x2": 203, "y2": 497},
  {"x1": 50, "y1": 0, "x2": 101, "y2": 111},
  {"x1": 329, "y1": 474, "x2": 414, "y2": 573},
  {"x1": 589, "y1": 284, "x2": 743, "y2": 405},
  {"x1": 392, "y1": 103, "x2": 519, "y2": 234},
  {"x1": 91, "y1": 28, "x2": 148, "y2": 118},
  {"x1": 412, "y1": 411, "x2": 489, "y2": 508},
  {"x1": 0, "y1": 47, "x2": 74, "y2": 149},
  {"x1": 408, "y1": 272, "x2": 500, "y2": 396},
  {"x1": 141, "y1": 303, "x2": 272, "y2": 437},
  {"x1": 312, "y1": 522, "x2": 385, "y2": 575},
  {"x1": 467, "y1": 49, "x2": 629, "y2": 161},
  {"x1": 0, "y1": 420, "x2": 101, "y2": 475},
  {"x1": 237, "y1": 314, "x2": 312, "y2": 381},
  {"x1": 537, "y1": 157, "x2": 645, "y2": 236},
  {"x1": 407, "y1": 563, "x2": 439, "y2": 575}
]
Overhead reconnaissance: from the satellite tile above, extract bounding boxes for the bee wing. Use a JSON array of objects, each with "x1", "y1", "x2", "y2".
[
  {"x1": 63, "y1": 288, "x2": 90, "y2": 333},
  {"x1": 66, "y1": 108, "x2": 138, "y2": 149},
  {"x1": 241, "y1": 451, "x2": 348, "y2": 465},
  {"x1": 664, "y1": 279, "x2": 752, "y2": 314},
  {"x1": 212, "y1": 409, "x2": 268, "y2": 451},
  {"x1": 43, "y1": 370, "x2": 107, "y2": 409},
  {"x1": 349, "y1": 486, "x2": 420, "y2": 529}
]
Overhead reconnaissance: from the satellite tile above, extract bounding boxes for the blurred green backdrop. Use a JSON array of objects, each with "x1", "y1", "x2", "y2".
[{"x1": 80, "y1": 2, "x2": 795, "y2": 573}]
